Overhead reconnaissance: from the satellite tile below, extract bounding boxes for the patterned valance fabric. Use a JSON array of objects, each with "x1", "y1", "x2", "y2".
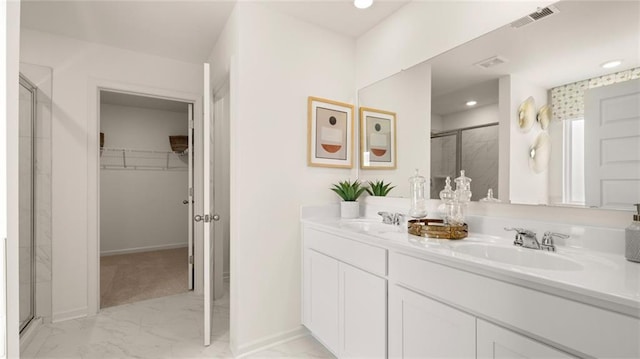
[{"x1": 551, "y1": 67, "x2": 640, "y2": 121}]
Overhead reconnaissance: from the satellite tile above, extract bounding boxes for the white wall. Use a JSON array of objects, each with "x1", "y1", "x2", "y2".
[
  {"x1": 358, "y1": 62, "x2": 431, "y2": 197},
  {"x1": 99, "y1": 104, "x2": 188, "y2": 255},
  {"x1": 431, "y1": 113, "x2": 443, "y2": 132},
  {"x1": 355, "y1": 1, "x2": 554, "y2": 88},
  {"x1": 208, "y1": 2, "x2": 357, "y2": 354},
  {"x1": 505, "y1": 75, "x2": 549, "y2": 205},
  {"x1": 438, "y1": 104, "x2": 499, "y2": 132},
  {"x1": 3, "y1": 1, "x2": 21, "y2": 356},
  {"x1": 20, "y1": 29, "x2": 202, "y2": 321}
]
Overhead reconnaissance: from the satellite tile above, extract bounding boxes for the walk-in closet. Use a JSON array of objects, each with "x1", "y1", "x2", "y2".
[{"x1": 99, "y1": 90, "x2": 193, "y2": 308}]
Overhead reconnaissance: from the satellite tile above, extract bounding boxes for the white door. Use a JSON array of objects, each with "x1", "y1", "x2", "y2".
[
  {"x1": 198, "y1": 63, "x2": 218, "y2": 346},
  {"x1": 187, "y1": 103, "x2": 194, "y2": 290},
  {"x1": 307, "y1": 249, "x2": 340, "y2": 354},
  {"x1": 477, "y1": 319, "x2": 574, "y2": 359},
  {"x1": 340, "y1": 262, "x2": 386, "y2": 358},
  {"x1": 388, "y1": 285, "x2": 476, "y2": 358},
  {"x1": 212, "y1": 84, "x2": 228, "y2": 300},
  {"x1": 584, "y1": 79, "x2": 640, "y2": 209}
]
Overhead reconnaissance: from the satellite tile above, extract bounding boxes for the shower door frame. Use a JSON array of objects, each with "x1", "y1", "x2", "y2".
[
  {"x1": 18, "y1": 73, "x2": 37, "y2": 334},
  {"x1": 430, "y1": 122, "x2": 499, "y2": 198}
]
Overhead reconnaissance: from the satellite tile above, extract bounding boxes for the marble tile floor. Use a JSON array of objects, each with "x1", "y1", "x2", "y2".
[{"x1": 21, "y1": 281, "x2": 335, "y2": 359}]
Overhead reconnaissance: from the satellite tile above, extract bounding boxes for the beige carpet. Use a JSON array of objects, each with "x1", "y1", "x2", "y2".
[{"x1": 100, "y1": 247, "x2": 189, "y2": 308}]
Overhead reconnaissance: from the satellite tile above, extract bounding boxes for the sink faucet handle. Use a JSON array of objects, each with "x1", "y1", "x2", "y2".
[
  {"x1": 542, "y1": 232, "x2": 569, "y2": 245},
  {"x1": 378, "y1": 211, "x2": 393, "y2": 224},
  {"x1": 504, "y1": 227, "x2": 536, "y2": 237}
]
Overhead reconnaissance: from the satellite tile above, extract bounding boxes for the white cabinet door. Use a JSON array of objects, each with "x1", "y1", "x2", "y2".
[
  {"x1": 307, "y1": 249, "x2": 340, "y2": 354},
  {"x1": 340, "y1": 262, "x2": 386, "y2": 358},
  {"x1": 477, "y1": 319, "x2": 574, "y2": 359},
  {"x1": 389, "y1": 285, "x2": 475, "y2": 359}
]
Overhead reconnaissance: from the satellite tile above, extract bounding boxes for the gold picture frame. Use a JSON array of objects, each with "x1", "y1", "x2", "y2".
[
  {"x1": 360, "y1": 107, "x2": 397, "y2": 170},
  {"x1": 307, "y1": 96, "x2": 354, "y2": 168}
]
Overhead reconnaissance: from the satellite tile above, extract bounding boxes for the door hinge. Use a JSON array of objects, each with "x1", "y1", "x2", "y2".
[
  {"x1": 189, "y1": 119, "x2": 194, "y2": 129},
  {"x1": 189, "y1": 255, "x2": 194, "y2": 264},
  {"x1": 189, "y1": 187, "x2": 193, "y2": 197}
]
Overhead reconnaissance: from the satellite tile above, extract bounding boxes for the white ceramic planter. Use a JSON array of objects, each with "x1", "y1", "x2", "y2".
[{"x1": 340, "y1": 201, "x2": 360, "y2": 219}]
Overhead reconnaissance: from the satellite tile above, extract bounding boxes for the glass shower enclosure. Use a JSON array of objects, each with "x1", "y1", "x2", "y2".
[
  {"x1": 18, "y1": 75, "x2": 36, "y2": 333},
  {"x1": 430, "y1": 123, "x2": 499, "y2": 201}
]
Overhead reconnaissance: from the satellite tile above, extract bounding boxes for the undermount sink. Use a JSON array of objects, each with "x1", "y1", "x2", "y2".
[
  {"x1": 453, "y1": 243, "x2": 583, "y2": 271},
  {"x1": 339, "y1": 219, "x2": 402, "y2": 235}
]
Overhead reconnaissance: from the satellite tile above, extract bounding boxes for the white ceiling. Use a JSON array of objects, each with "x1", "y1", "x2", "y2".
[
  {"x1": 432, "y1": 80, "x2": 498, "y2": 116},
  {"x1": 101, "y1": 91, "x2": 189, "y2": 113},
  {"x1": 430, "y1": 0, "x2": 639, "y2": 116},
  {"x1": 262, "y1": 0, "x2": 408, "y2": 38},
  {"x1": 20, "y1": 0, "x2": 409, "y2": 64}
]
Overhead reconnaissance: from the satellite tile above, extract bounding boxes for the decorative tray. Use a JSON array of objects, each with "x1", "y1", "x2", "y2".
[{"x1": 407, "y1": 218, "x2": 468, "y2": 240}]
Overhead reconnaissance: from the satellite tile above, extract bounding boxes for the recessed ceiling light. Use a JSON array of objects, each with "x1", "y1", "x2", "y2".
[
  {"x1": 466, "y1": 100, "x2": 477, "y2": 107},
  {"x1": 354, "y1": 0, "x2": 373, "y2": 9},
  {"x1": 601, "y1": 60, "x2": 622, "y2": 69}
]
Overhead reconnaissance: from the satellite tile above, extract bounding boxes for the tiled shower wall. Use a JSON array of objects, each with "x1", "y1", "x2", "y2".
[
  {"x1": 461, "y1": 125, "x2": 499, "y2": 201},
  {"x1": 430, "y1": 125, "x2": 499, "y2": 201},
  {"x1": 21, "y1": 63, "x2": 52, "y2": 323}
]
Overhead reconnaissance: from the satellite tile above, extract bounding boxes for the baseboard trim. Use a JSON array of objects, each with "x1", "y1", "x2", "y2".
[
  {"x1": 234, "y1": 326, "x2": 309, "y2": 358},
  {"x1": 19, "y1": 317, "x2": 42, "y2": 353},
  {"x1": 100, "y1": 243, "x2": 187, "y2": 256},
  {"x1": 52, "y1": 307, "x2": 88, "y2": 323}
]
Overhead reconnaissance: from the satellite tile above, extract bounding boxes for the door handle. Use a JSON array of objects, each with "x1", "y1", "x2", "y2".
[
  {"x1": 194, "y1": 214, "x2": 219, "y2": 222},
  {"x1": 183, "y1": 200, "x2": 189, "y2": 204},
  {"x1": 194, "y1": 214, "x2": 210, "y2": 223}
]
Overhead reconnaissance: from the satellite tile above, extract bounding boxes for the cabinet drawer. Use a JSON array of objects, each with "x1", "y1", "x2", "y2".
[{"x1": 304, "y1": 227, "x2": 387, "y2": 276}]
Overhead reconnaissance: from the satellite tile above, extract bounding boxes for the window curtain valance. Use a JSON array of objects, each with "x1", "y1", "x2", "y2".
[{"x1": 551, "y1": 67, "x2": 640, "y2": 121}]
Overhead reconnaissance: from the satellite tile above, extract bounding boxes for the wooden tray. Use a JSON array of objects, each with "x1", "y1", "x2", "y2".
[{"x1": 408, "y1": 219, "x2": 468, "y2": 240}]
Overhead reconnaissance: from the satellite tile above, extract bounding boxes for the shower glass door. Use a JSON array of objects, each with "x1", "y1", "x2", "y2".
[
  {"x1": 430, "y1": 123, "x2": 499, "y2": 201},
  {"x1": 18, "y1": 75, "x2": 36, "y2": 333}
]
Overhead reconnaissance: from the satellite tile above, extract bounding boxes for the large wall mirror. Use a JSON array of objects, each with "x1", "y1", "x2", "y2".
[{"x1": 358, "y1": 0, "x2": 640, "y2": 211}]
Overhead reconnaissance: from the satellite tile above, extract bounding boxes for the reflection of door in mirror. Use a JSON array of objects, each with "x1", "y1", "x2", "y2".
[
  {"x1": 430, "y1": 123, "x2": 499, "y2": 201},
  {"x1": 584, "y1": 79, "x2": 640, "y2": 210}
]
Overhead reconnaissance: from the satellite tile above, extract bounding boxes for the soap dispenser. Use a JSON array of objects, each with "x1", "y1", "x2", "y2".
[{"x1": 626, "y1": 203, "x2": 640, "y2": 263}]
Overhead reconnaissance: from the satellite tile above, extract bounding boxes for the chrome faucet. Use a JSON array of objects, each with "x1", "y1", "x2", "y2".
[
  {"x1": 540, "y1": 232, "x2": 570, "y2": 252},
  {"x1": 504, "y1": 228, "x2": 570, "y2": 251},
  {"x1": 504, "y1": 228, "x2": 540, "y2": 249},
  {"x1": 378, "y1": 211, "x2": 405, "y2": 226}
]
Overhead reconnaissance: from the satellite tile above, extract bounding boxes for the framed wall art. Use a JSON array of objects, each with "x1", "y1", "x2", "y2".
[
  {"x1": 307, "y1": 96, "x2": 354, "y2": 168},
  {"x1": 360, "y1": 107, "x2": 396, "y2": 169}
]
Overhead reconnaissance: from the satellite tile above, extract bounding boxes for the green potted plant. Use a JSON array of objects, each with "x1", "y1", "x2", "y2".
[
  {"x1": 330, "y1": 179, "x2": 367, "y2": 219},
  {"x1": 366, "y1": 180, "x2": 395, "y2": 197}
]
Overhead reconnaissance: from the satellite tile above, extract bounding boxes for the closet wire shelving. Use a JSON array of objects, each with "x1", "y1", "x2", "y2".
[{"x1": 100, "y1": 147, "x2": 188, "y2": 171}]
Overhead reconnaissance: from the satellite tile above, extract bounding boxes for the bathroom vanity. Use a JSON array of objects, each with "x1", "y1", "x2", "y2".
[{"x1": 301, "y1": 203, "x2": 640, "y2": 358}]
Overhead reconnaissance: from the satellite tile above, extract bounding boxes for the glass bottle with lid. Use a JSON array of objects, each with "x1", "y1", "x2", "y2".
[
  {"x1": 438, "y1": 176, "x2": 455, "y2": 223},
  {"x1": 409, "y1": 169, "x2": 428, "y2": 218}
]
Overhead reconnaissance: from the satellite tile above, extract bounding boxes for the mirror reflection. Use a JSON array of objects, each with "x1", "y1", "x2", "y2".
[{"x1": 359, "y1": 0, "x2": 640, "y2": 210}]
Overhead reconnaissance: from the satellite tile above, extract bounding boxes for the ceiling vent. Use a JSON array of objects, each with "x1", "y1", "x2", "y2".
[
  {"x1": 474, "y1": 56, "x2": 509, "y2": 70},
  {"x1": 510, "y1": 6, "x2": 559, "y2": 28}
]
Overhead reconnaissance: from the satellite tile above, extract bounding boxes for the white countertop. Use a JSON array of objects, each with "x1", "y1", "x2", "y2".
[{"x1": 301, "y1": 216, "x2": 640, "y2": 318}]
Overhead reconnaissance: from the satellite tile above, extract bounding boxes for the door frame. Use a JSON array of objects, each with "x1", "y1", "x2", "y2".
[
  {"x1": 17, "y1": 74, "x2": 37, "y2": 333},
  {"x1": 87, "y1": 78, "x2": 203, "y2": 315}
]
